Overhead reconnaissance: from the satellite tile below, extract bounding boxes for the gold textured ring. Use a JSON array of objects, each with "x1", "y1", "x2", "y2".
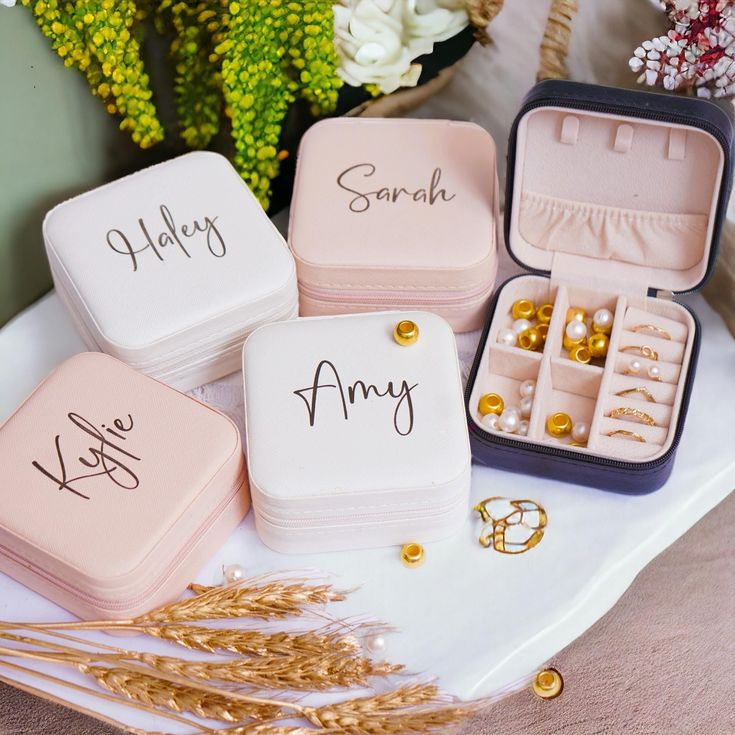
[
  {"x1": 620, "y1": 345, "x2": 659, "y2": 360},
  {"x1": 608, "y1": 407, "x2": 656, "y2": 426},
  {"x1": 632, "y1": 324, "x2": 672, "y2": 340},
  {"x1": 615, "y1": 387, "x2": 656, "y2": 402},
  {"x1": 606, "y1": 429, "x2": 646, "y2": 442}
]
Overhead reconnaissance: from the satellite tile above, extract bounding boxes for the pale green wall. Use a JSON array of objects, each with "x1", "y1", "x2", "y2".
[{"x1": 0, "y1": 9, "x2": 146, "y2": 325}]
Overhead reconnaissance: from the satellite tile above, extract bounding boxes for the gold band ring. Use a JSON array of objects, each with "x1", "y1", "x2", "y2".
[
  {"x1": 620, "y1": 345, "x2": 659, "y2": 360},
  {"x1": 606, "y1": 429, "x2": 646, "y2": 442},
  {"x1": 615, "y1": 387, "x2": 656, "y2": 403},
  {"x1": 608, "y1": 407, "x2": 656, "y2": 426},
  {"x1": 632, "y1": 324, "x2": 672, "y2": 340}
]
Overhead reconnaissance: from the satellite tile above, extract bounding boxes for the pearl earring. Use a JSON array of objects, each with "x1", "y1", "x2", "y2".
[{"x1": 648, "y1": 364, "x2": 663, "y2": 382}]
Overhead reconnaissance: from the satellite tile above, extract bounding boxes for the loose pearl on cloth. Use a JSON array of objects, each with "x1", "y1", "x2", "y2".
[
  {"x1": 364, "y1": 634, "x2": 387, "y2": 654},
  {"x1": 222, "y1": 564, "x2": 245, "y2": 583}
]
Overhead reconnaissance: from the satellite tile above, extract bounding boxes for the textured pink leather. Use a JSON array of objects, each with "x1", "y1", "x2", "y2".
[
  {"x1": 0, "y1": 353, "x2": 249, "y2": 619},
  {"x1": 289, "y1": 118, "x2": 499, "y2": 331},
  {"x1": 508, "y1": 108, "x2": 724, "y2": 293}
]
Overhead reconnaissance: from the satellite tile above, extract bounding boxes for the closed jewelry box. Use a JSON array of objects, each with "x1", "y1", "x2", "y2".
[
  {"x1": 288, "y1": 118, "x2": 499, "y2": 332},
  {"x1": 466, "y1": 81, "x2": 734, "y2": 493},
  {"x1": 0, "y1": 352, "x2": 250, "y2": 620},
  {"x1": 44, "y1": 152, "x2": 298, "y2": 391},
  {"x1": 242, "y1": 311, "x2": 471, "y2": 553}
]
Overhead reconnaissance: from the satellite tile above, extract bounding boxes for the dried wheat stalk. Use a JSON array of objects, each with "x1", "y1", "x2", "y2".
[
  {"x1": 139, "y1": 580, "x2": 346, "y2": 624},
  {"x1": 134, "y1": 650, "x2": 401, "y2": 690},
  {"x1": 304, "y1": 683, "x2": 473, "y2": 734},
  {"x1": 79, "y1": 664, "x2": 288, "y2": 723},
  {"x1": 140, "y1": 624, "x2": 362, "y2": 658}
]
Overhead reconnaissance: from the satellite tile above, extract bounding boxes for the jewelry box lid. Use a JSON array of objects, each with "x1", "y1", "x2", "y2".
[
  {"x1": 43, "y1": 152, "x2": 296, "y2": 355},
  {"x1": 289, "y1": 117, "x2": 498, "y2": 291},
  {"x1": 242, "y1": 311, "x2": 470, "y2": 513},
  {"x1": 0, "y1": 352, "x2": 246, "y2": 605},
  {"x1": 505, "y1": 80, "x2": 734, "y2": 295}
]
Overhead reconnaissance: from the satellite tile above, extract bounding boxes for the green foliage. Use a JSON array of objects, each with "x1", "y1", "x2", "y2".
[{"x1": 23, "y1": 0, "x2": 344, "y2": 209}]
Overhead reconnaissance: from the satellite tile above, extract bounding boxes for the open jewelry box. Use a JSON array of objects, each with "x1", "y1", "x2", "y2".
[{"x1": 466, "y1": 81, "x2": 733, "y2": 493}]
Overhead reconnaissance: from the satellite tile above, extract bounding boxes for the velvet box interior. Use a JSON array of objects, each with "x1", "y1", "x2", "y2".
[{"x1": 466, "y1": 81, "x2": 733, "y2": 493}]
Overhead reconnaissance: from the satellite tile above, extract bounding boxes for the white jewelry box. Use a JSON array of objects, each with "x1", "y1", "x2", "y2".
[
  {"x1": 241, "y1": 311, "x2": 471, "y2": 553},
  {"x1": 44, "y1": 152, "x2": 298, "y2": 391}
]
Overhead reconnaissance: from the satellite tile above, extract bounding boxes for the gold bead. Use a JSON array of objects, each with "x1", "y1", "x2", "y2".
[
  {"x1": 537, "y1": 323, "x2": 549, "y2": 342},
  {"x1": 393, "y1": 319, "x2": 419, "y2": 346},
  {"x1": 511, "y1": 298, "x2": 536, "y2": 321},
  {"x1": 562, "y1": 333, "x2": 585, "y2": 351},
  {"x1": 532, "y1": 668, "x2": 563, "y2": 699},
  {"x1": 536, "y1": 303, "x2": 554, "y2": 324},
  {"x1": 566, "y1": 306, "x2": 587, "y2": 324},
  {"x1": 400, "y1": 542, "x2": 425, "y2": 568},
  {"x1": 478, "y1": 393, "x2": 504, "y2": 416},
  {"x1": 587, "y1": 332, "x2": 609, "y2": 358},
  {"x1": 546, "y1": 412, "x2": 572, "y2": 437},
  {"x1": 592, "y1": 319, "x2": 612, "y2": 335},
  {"x1": 518, "y1": 327, "x2": 543, "y2": 351},
  {"x1": 569, "y1": 344, "x2": 592, "y2": 364}
]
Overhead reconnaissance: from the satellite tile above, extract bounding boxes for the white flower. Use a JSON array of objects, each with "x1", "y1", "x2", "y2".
[
  {"x1": 0, "y1": 0, "x2": 17, "y2": 7},
  {"x1": 333, "y1": 0, "x2": 469, "y2": 94}
]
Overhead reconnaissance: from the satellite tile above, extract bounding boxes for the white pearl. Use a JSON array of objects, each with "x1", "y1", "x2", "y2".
[
  {"x1": 222, "y1": 564, "x2": 245, "y2": 584},
  {"x1": 648, "y1": 365, "x2": 661, "y2": 380},
  {"x1": 364, "y1": 634, "x2": 387, "y2": 654},
  {"x1": 518, "y1": 420, "x2": 529, "y2": 436},
  {"x1": 565, "y1": 320, "x2": 587, "y2": 341},
  {"x1": 499, "y1": 409, "x2": 520, "y2": 433},
  {"x1": 629, "y1": 359, "x2": 642, "y2": 374},
  {"x1": 519, "y1": 379, "x2": 536, "y2": 398},
  {"x1": 520, "y1": 396, "x2": 533, "y2": 418},
  {"x1": 571, "y1": 421, "x2": 589, "y2": 443},
  {"x1": 512, "y1": 318, "x2": 532, "y2": 334},
  {"x1": 497, "y1": 327, "x2": 517, "y2": 347},
  {"x1": 482, "y1": 413, "x2": 499, "y2": 431},
  {"x1": 593, "y1": 308, "x2": 613, "y2": 329}
]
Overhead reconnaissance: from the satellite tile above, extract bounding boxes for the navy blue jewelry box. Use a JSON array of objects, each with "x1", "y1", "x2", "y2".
[{"x1": 465, "y1": 80, "x2": 734, "y2": 494}]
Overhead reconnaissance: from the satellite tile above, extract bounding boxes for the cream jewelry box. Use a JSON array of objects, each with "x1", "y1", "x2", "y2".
[
  {"x1": 242, "y1": 311, "x2": 471, "y2": 553},
  {"x1": 466, "y1": 81, "x2": 734, "y2": 493},
  {"x1": 0, "y1": 353, "x2": 249, "y2": 620},
  {"x1": 288, "y1": 118, "x2": 499, "y2": 332},
  {"x1": 44, "y1": 152, "x2": 298, "y2": 391}
]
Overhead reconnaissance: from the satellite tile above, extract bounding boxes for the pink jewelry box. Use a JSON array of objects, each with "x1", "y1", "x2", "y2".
[
  {"x1": 288, "y1": 118, "x2": 499, "y2": 332},
  {"x1": 466, "y1": 81, "x2": 734, "y2": 493},
  {"x1": 44, "y1": 152, "x2": 298, "y2": 391},
  {"x1": 0, "y1": 352, "x2": 250, "y2": 620},
  {"x1": 242, "y1": 311, "x2": 471, "y2": 553}
]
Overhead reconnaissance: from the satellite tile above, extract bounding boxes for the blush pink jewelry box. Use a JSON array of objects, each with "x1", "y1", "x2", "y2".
[
  {"x1": 242, "y1": 311, "x2": 471, "y2": 553},
  {"x1": 44, "y1": 152, "x2": 298, "y2": 391},
  {"x1": 0, "y1": 352, "x2": 250, "y2": 620},
  {"x1": 288, "y1": 118, "x2": 499, "y2": 332}
]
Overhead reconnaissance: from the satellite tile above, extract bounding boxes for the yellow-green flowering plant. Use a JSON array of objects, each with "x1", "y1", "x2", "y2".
[{"x1": 17, "y1": 0, "x2": 473, "y2": 209}]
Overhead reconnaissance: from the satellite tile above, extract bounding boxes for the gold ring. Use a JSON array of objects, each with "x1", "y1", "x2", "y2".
[
  {"x1": 606, "y1": 429, "x2": 646, "y2": 442},
  {"x1": 615, "y1": 387, "x2": 656, "y2": 402},
  {"x1": 608, "y1": 407, "x2": 656, "y2": 426},
  {"x1": 620, "y1": 345, "x2": 659, "y2": 360},
  {"x1": 632, "y1": 324, "x2": 672, "y2": 340}
]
